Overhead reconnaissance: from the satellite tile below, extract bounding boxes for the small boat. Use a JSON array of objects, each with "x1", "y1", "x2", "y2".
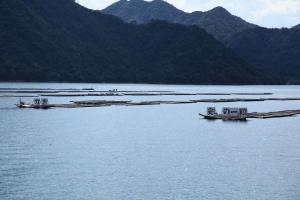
[
  {"x1": 82, "y1": 88, "x2": 94, "y2": 91},
  {"x1": 16, "y1": 103, "x2": 32, "y2": 108},
  {"x1": 16, "y1": 99, "x2": 28, "y2": 108},
  {"x1": 199, "y1": 113, "x2": 248, "y2": 121},
  {"x1": 109, "y1": 89, "x2": 118, "y2": 92},
  {"x1": 16, "y1": 98, "x2": 51, "y2": 109},
  {"x1": 199, "y1": 107, "x2": 248, "y2": 121}
]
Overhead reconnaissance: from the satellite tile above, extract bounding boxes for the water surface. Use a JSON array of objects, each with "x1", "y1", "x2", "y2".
[{"x1": 0, "y1": 83, "x2": 300, "y2": 200}]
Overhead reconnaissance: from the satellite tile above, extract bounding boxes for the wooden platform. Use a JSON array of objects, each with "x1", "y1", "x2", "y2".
[
  {"x1": 0, "y1": 87, "x2": 273, "y2": 97},
  {"x1": 199, "y1": 110, "x2": 300, "y2": 120},
  {"x1": 15, "y1": 98, "x2": 300, "y2": 120},
  {"x1": 199, "y1": 114, "x2": 248, "y2": 121}
]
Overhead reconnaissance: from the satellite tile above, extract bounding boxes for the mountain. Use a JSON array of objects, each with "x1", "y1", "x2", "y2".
[
  {"x1": 227, "y1": 27, "x2": 300, "y2": 84},
  {"x1": 102, "y1": 0, "x2": 257, "y2": 42},
  {"x1": 0, "y1": 0, "x2": 269, "y2": 84},
  {"x1": 102, "y1": 0, "x2": 186, "y2": 24}
]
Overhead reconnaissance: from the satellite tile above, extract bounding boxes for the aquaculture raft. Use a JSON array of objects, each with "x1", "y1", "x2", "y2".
[
  {"x1": 199, "y1": 107, "x2": 300, "y2": 120},
  {"x1": 14, "y1": 98, "x2": 300, "y2": 120},
  {"x1": 199, "y1": 113, "x2": 248, "y2": 121},
  {"x1": 16, "y1": 98, "x2": 51, "y2": 109},
  {"x1": 199, "y1": 107, "x2": 248, "y2": 121}
]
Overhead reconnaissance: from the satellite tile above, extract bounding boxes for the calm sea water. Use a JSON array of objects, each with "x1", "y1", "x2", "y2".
[{"x1": 0, "y1": 83, "x2": 300, "y2": 200}]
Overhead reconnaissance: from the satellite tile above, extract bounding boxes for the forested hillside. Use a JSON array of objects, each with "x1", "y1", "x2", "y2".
[{"x1": 0, "y1": 0, "x2": 268, "y2": 84}]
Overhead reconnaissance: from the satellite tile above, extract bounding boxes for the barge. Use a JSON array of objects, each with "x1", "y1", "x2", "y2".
[
  {"x1": 199, "y1": 107, "x2": 248, "y2": 121},
  {"x1": 16, "y1": 98, "x2": 50, "y2": 109}
]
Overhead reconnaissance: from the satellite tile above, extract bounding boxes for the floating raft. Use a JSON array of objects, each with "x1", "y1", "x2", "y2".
[
  {"x1": 191, "y1": 97, "x2": 300, "y2": 103},
  {"x1": 15, "y1": 98, "x2": 300, "y2": 108},
  {"x1": 199, "y1": 110, "x2": 300, "y2": 120},
  {"x1": 0, "y1": 95, "x2": 38, "y2": 98},
  {"x1": 16, "y1": 104, "x2": 51, "y2": 109},
  {"x1": 199, "y1": 114, "x2": 248, "y2": 121},
  {"x1": 248, "y1": 110, "x2": 300, "y2": 119},
  {"x1": 71, "y1": 100, "x2": 131, "y2": 106},
  {"x1": 1, "y1": 87, "x2": 273, "y2": 97},
  {"x1": 40, "y1": 92, "x2": 274, "y2": 97},
  {"x1": 15, "y1": 99, "x2": 300, "y2": 119}
]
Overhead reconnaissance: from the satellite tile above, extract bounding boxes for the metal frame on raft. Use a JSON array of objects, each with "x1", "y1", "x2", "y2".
[
  {"x1": 16, "y1": 98, "x2": 50, "y2": 109},
  {"x1": 199, "y1": 107, "x2": 249, "y2": 121}
]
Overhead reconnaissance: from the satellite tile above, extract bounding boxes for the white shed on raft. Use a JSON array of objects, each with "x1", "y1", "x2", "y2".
[
  {"x1": 202, "y1": 107, "x2": 248, "y2": 121},
  {"x1": 222, "y1": 107, "x2": 248, "y2": 117}
]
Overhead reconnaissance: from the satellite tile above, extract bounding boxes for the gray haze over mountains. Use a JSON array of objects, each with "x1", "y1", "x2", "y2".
[{"x1": 102, "y1": 0, "x2": 258, "y2": 42}]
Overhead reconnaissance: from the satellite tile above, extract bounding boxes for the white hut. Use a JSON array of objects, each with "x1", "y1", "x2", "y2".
[{"x1": 222, "y1": 107, "x2": 248, "y2": 117}]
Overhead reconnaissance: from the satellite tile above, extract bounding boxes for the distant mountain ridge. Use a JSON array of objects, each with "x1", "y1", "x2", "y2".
[
  {"x1": 102, "y1": 0, "x2": 300, "y2": 83},
  {"x1": 227, "y1": 27, "x2": 300, "y2": 83},
  {"x1": 0, "y1": 0, "x2": 268, "y2": 84},
  {"x1": 102, "y1": 0, "x2": 258, "y2": 42}
]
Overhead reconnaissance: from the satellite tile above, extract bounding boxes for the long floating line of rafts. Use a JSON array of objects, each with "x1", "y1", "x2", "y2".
[{"x1": 15, "y1": 98, "x2": 300, "y2": 120}]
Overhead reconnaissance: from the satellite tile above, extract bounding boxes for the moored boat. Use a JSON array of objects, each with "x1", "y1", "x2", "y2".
[
  {"x1": 16, "y1": 98, "x2": 50, "y2": 109},
  {"x1": 199, "y1": 107, "x2": 248, "y2": 121}
]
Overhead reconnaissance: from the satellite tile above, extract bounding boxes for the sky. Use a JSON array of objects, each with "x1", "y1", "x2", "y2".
[{"x1": 76, "y1": 0, "x2": 300, "y2": 28}]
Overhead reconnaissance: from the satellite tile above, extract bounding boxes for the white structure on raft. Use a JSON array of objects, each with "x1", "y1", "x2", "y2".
[{"x1": 207, "y1": 107, "x2": 248, "y2": 117}]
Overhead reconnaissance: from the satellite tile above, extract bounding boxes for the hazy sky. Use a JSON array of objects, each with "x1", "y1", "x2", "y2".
[{"x1": 77, "y1": 0, "x2": 300, "y2": 28}]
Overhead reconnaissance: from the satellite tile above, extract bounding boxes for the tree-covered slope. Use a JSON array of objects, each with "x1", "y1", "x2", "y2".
[
  {"x1": 102, "y1": 0, "x2": 257, "y2": 42},
  {"x1": 293, "y1": 24, "x2": 300, "y2": 29},
  {"x1": 227, "y1": 28, "x2": 300, "y2": 83},
  {"x1": 102, "y1": 0, "x2": 186, "y2": 24},
  {"x1": 0, "y1": 0, "x2": 268, "y2": 84}
]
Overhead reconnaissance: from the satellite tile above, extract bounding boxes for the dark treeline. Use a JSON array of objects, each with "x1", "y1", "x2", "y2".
[
  {"x1": 0, "y1": 0, "x2": 271, "y2": 84},
  {"x1": 227, "y1": 28, "x2": 300, "y2": 84},
  {"x1": 103, "y1": 0, "x2": 300, "y2": 84}
]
